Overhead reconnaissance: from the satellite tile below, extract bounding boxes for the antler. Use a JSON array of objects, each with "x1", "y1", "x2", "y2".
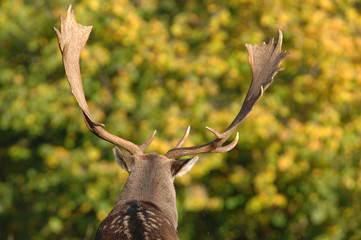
[
  {"x1": 54, "y1": 5, "x2": 155, "y2": 156},
  {"x1": 165, "y1": 30, "x2": 291, "y2": 159},
  {"x1": 54, "y1": 6, "x2": 290, "y2": 158}
]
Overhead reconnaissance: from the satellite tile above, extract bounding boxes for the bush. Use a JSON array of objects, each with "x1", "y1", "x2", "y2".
[{"x1": 1, "y1": 0, "x2": 360, "y2": 239}]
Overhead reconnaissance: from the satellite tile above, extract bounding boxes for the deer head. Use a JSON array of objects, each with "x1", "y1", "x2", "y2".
[{"x1": 54, "y1": 5, "x2": 291, "y2": 240}]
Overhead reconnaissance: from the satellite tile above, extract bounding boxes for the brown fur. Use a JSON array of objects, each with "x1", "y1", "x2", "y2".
[
  {"x1": 95, "y1": 200, "x2": 178, "y2": 240},
  {"x1": 94, "y1": 153, "x2": 194, "y2": 239}
]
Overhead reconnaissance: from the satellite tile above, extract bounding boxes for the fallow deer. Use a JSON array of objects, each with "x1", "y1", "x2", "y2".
[{"x1": 54, "y1": 5, "x2": 291, "y2": 240}]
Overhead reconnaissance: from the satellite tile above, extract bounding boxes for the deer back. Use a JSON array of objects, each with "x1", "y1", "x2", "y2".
[{"x1": 95, "y1": 200, "x2": 178, "y2": 240}]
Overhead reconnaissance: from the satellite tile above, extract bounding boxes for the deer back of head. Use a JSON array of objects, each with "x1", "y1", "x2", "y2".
[{"x1": 54, "y1": 5, "x2": 291, "y2": 240}]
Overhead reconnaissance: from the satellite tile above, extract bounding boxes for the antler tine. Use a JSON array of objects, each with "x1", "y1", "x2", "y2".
[
  {"x1": 54, "y1": 5, "x2": 144, "y2": 156},
  {"x1": 166, "y1": 30, "x2": 291, "y2": 159},
  {"x1": 140, "y1": 130, "x2": 157, "y2": 152},
  {"x1": 211, "y1": 132, "x2": 239, "y2": 153},
  {"x1": 174, "y1": 126, "x2": 191, "y2": 148}
]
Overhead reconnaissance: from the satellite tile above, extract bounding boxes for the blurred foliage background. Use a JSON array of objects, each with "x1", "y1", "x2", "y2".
[{"x1": 1, "y1": 0, "x2": 361, "y2": 239}]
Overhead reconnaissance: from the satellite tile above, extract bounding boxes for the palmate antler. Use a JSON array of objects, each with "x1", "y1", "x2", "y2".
[
  {"x1": 54, "y1": 5, "x2": 291, "y2": 159},
  {"x1": 54, "y1": 5, "x2": 156, "y2": 156},
  {"x1": 166, "y1": 30, "x2": 291, "y2": 159}
]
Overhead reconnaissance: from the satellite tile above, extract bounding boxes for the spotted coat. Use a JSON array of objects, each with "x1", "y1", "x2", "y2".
[{"x1": 95, "y1": 200, "x2": 178, "y2": 240}]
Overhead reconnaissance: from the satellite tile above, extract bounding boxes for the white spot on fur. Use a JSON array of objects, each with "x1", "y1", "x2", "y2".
[
  {"x1": 146, "y1": 210, "x2": 156, "y2": 216},
  {"x1": 111, "y1": 215, "x2": 121, "y2": 225},
  {"x1": 149, "y1": 222, "x2": 158, "y2": 229},
  {"x1": 148, "y1": 217, "x2": 158, "y2": 223},
  {"x1": 123, "y1": 219, "x2": 129, "y2": 228},
  {"x1": 137, "y1": 212, "x2": 146, "y2": 221},
  {"x1": 124, "y1": 228, "x2": 131, "y2": 238}
]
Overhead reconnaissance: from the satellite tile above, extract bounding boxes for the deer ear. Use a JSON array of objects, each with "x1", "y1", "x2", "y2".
[
  {"x1": 171, "y1": 156, "x2": 199, "y2": 177},
  {"x1": 113, "y1": 147, "x2": 135, "y2": 172}
]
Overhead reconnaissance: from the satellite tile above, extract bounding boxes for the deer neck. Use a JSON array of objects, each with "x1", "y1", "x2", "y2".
[{"x1": 114, "y1": 171, "x2": 178, "y2": 229}]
